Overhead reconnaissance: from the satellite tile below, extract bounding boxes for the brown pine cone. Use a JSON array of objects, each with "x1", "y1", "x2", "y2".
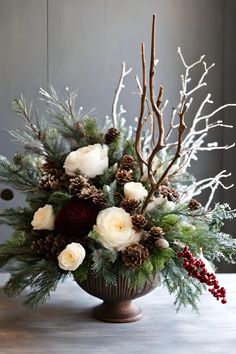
[
  {"x1": 188, "y1": 198, "x2": 202, "y2": 210},
  {"x1": 131, "y1": 214, "x2": 147, "y2": 230},
  {"x1": 150, "y1": 226, "x2": 164, "y2": 238},
  {"x1": 140, "y1": 227, "x2": 165, "y2": 251},
  {"x1": 30, "y1": 233, "x2": 67, "y2": 259},
  {"x1": 79, "y1": 186, "x2": 99, "y2": 199},
  {"x1": 120, "y1": 198, "x2": 140, "y2": 215},
  {"x1": 140, "y1": 232, "x2": 157, "y2": 251},
  {"x1": 41, "y1": 161, "x2": 61, "y2": 174},
  {"x1": 92, "y1": 191, "x2": 106, "y2": 206},
  {"x1": 77, "y1": 186, "x2": 105, "y2": 206},
  {"x1": 115, "y1": 169, "x2": 133, "y2": 185},
  {"x1": 121, "y1": 244, "x2": 149, "y2": 269},
  {"x1": 120, "y1": 155, "x2": 136, "y2": 171},
  {"x1": 157, "y1": 185, "x2": 179, "y2": 202},
  {"x1": 40, "y1": 171, "x2": 70, "y2": 191},
  {"x1": 105, "y1": 128, "x2": 120, "y2": 144},
  {"x1": 69, "y1": 175, "x2": 90, "y2": 194}
]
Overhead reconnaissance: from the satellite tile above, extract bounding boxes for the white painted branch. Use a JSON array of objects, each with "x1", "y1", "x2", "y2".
[
  {"x1": 180, "y1": 170, "x2": 233, "y2": 208},
  {"x1": 197, "y1": 103, "x2": 236, "y2": 123},
  {"x1": 112, "y1": 62, "x2": 132, "y2": 128}
]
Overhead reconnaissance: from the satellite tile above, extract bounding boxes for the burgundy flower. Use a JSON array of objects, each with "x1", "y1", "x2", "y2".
[{"x1": 55, "y1": 198, "x2": 100, "y2": 238}]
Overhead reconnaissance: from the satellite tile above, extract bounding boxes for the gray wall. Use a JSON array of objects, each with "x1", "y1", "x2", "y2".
[{"x1": 0, "y1": 1, "x2": 235, "y2": 269}]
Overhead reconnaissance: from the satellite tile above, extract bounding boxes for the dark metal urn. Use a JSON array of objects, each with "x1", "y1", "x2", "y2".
[{"x1": 77, "y1": 271, "x2": 161, "y2": 323}]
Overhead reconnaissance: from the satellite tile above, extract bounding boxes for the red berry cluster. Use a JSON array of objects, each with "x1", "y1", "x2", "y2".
[{"x1": 178, "y1": 246, "x2": 227, "y2": 304}]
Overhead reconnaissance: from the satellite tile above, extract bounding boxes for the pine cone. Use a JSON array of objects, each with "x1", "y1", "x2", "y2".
[
  {"x1": 157, "y1": 185, "x2": 179, "y2": 202},
  {"x1": 41, "y1": 161, "x2": 61, "y2": 174},
  {"x1": 69, "y1": 175, "x2": 90, "y2": 194},
  {"x1": 40, "y1": 170, "x2": 70, "y2": 191},
  {"x1": 140, "y1": 227, "x2": 165, "y2": 251},
  {"x1": 105, "y1": 128, "x2": 120, "y2": 144},
  {"x1": 188, "y1": 198, "x2": 202, "y2": 210},
  {"x1": 79, "y1": 186, "x2": 98, "y2": 199},
  {"x1": 150, "y1": 226, "x2": 164, "y2": 237},
  {"x1": 115, "y1": 169, "x2": 133, "y2": 185},
  {"x1": 120, "y1": 155, "x2": 136, "y2": 171},
  {"x1": 120, "y1": 198, "x2": 140, "y2": 215},
  {"x1": 30, "y1": 233, "x2": 67, "y2": 259},
  {"x1": 77, "y1": 186, "x2": 105, "y2": 206},
  {"x1": 121, "y1": 244, "x2": 149, "y2": 269},
  {"x1": 92, "y1": 191, "x2": 106, "y2": 206},
  {"x1": 140, "y1": 232, "x2": 157, "y2": 251},
  {"x1": 131, "y1": 214, "x2": 147, "y2": 230}
]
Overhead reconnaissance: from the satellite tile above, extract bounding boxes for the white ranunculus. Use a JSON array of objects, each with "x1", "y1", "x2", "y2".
[
  {"x1": 94, "y1": 207, "x2": 141, "y2": 251},
  {"x1": 63, "y1": 143, "x2": 109, "y2": 178},
  {"x1": 124, "y1": 182, "x2": 148, "y2": 202},
  {"x1": 31, "y1": 204, "x2": 55, "y2": 230},
  {"x1": 58, "y1": 242, "x2": 86, "y2": 271}
]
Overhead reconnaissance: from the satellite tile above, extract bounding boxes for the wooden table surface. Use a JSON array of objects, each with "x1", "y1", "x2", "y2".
[{"x1": 0, "y1": 273, "x2": 235, "y2": 354}]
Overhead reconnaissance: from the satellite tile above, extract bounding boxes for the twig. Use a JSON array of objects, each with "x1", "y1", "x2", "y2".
[
  {"x1": 142, "y1": 102, "x2": 187, "y2": 212},
  {"x1": 135, "y1": 44, "x2": 147, "y2": 176},
  {"x1": 147, "y1": 15, "x2": 166, "y2": 186}
]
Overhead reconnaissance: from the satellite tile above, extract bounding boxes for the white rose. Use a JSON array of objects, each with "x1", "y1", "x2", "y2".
[
  {"x1": 58, "y1": 242, "x2": 86, "y2": 271},
  {"x1": 94, "y1": 207, "x2": 141, "y2": 251},
  {"x1": 63, "y1": 143, "x2": 109, "y2": 178},
  {"x1": 31, "y1": 204, "x2": 55, "y2": 230},
  {"x1": 124, "y1": 182, "x2": 148, "y2": 202}
]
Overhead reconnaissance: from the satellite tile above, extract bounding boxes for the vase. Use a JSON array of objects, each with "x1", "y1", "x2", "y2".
[{"x1": 76, "y1": 271, "x2": 161, "y2": 323}]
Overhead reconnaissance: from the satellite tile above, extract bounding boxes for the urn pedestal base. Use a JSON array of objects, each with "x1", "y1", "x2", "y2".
[
  {"x1": 77, "y1": 271, "x2": 160, "y2": 323},
  {"x1": 93, "y1": 300, "x2": 142, "y2": 323}
]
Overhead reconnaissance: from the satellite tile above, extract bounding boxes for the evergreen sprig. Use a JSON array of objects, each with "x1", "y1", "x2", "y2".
[
  {"x1": 91, "y1": 249, "x2": 117, "y2": 286},
  {"x1": 3, "y1": 259, "x2": 66, "y2": 308},
  {"x1": 0, "y1": 231, "x2": 31, "y2": 268},
  {"x1": 162, "y1": 258, "x2": 205, "y2": 312},
  {"x1": 0, "y1": 208, "x2": 34, "y2": 230},
  {"x1": 0, "y1": 155, "x2": 40, "y2": 191}
]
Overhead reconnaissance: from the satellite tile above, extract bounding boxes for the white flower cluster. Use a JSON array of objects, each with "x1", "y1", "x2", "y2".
[{"x1": 31, "y1": 147, "x2": 165, "y2": 271}]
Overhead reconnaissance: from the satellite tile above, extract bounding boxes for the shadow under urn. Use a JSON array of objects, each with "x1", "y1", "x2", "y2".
[{"x1": 76, "y1": 271, "x2": 161, "y2": 323}]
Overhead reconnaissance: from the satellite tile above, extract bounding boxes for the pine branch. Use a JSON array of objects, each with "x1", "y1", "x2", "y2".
[
  {"x1": 53, "y1": 112, "x2": 84, "y2": 144},
  {"x1": 0, "y1": 207, "x2": 34, "y2": 230},
  {"x1": 73, "y1": 258, "x2": 90, "y2": 282},
  {"x1": 102, "y1": 181, "x2": 117, "y2": 207},
  {"x1": 26, "y1": 190, "x2": 50, "y2": 210},
  {"x1": 95, "y1": 168, "x2": 115, "y2": 189},
  {"x1": 91, "y1": 249, "x2": 117, "y2": 286},
  {"x1": 0, "y1": 231, "x2": 31, "y2": 268},
  {"x1": 162, "y1": 258, "x2": 204, "y2": 312},
  {"x1": 3, "y1": 259, "x2": 66, "y2": 308},
  {"x1": 0, "y1": 155, "x2": 41, "y2": 191},
  {"x1": 82, "y1": 116, "x2": 104, "y2": 144}
]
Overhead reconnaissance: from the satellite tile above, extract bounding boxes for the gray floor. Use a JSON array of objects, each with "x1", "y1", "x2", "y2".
[{"x1": 0, "y1": 273, "x2": 235, "y2": 354}]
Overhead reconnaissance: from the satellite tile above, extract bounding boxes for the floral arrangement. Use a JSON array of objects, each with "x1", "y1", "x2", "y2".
[{"x1": 1, "y1": 15, "x2": 236, "y2": 311}]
